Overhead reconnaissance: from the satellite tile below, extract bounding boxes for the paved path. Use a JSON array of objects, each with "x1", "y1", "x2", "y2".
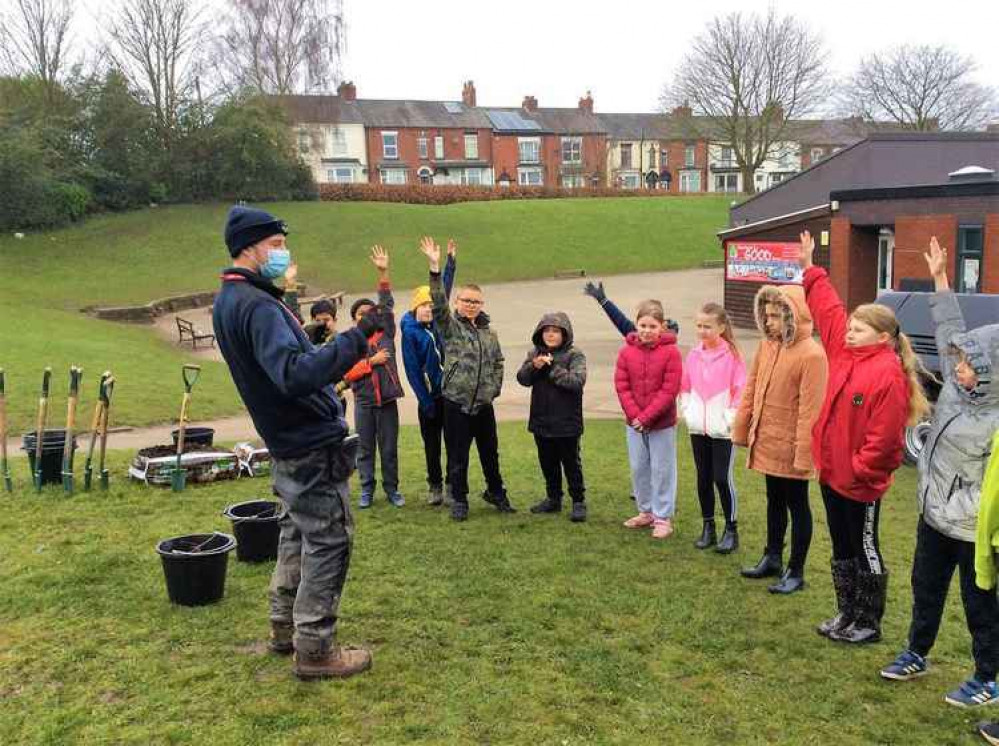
[{"x1": 7, "y1": 268, "x2": 758, "y2": 455}]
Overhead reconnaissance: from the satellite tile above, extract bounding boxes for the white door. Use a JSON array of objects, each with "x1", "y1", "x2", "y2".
[{"x1": 877, "y1": 230, "x2": 894, "y2": 292}]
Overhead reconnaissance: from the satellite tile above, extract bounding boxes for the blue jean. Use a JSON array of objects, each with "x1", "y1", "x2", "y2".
[{"x1": 626, "y1": 425, "x2": 677, "y2": 519}]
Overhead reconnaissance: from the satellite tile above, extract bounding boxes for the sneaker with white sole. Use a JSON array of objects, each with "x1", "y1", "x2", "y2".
[
  {"x1": 945, "y1": 677, "x2": 999, "y2": 708},
  {"x1": 623, "y1": 512, "x2": 654, "y2": 529},
  {"x1": 651, "y1": 518, "x2": 674, "y2": 539},
  {"x1": 880, "y1": 649, "x2": 928, "y2": 681},
  {"x1": 978, "y1": 720, "x2": 999, "y2": 745}
]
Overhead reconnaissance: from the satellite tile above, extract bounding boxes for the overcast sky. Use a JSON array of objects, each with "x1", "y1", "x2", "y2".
[{"x1": 341, "y1": 0, "x2": 999, "y2": 114}]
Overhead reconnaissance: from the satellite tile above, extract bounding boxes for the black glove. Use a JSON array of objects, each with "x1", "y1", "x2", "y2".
[
  {"x1": 356, "y1": 310, "x2": 383, "y2": 338},
  {"x1": 667, "y1": 318, "x2": 680, "y2": 335},
  {"x1": 583, "y1": 280, "x2": 606, "y2": 303}
]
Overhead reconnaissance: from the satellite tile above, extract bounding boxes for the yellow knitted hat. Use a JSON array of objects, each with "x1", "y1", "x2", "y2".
[{"x1": 411, "y1": 285, "x2": 432, "y2": 311}]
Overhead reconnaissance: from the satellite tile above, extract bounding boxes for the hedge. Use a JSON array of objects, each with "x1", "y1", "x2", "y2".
[{"x1": 318, "y1": 183, "x2": 713, "y2": 205}]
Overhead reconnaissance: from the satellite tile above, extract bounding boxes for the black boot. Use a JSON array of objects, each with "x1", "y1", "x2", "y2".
[
  {"x1": 530, "y1": 496, "x2": 562, "y2": 514},
  {"x1": 829, "y1": 570, "x2": 887, "y2": 644},
  {"x1": 817, "y1": 559, "x2": 857, "y2": 637},
  {"x1": 741, "y1": 549, "x2": 783, "y2": 579},
  {"x1": 715, "y1": 523, "x2": 739, "y2": 554},
  {"x1": 694, "y1": 520, "x2": 717, "y2": 549},
  {"x1": 569, "y1": 501, "x2": 587, "y2": 523},
  {"x1": 450, "y1": 500, "x2": 469, "y2": 522},
  {"x1": 768, "y1": 568, "x2": 806, "y2": 594},
  {"x1": 482, "y1": 489, "x2": 517, "y2": 513}
]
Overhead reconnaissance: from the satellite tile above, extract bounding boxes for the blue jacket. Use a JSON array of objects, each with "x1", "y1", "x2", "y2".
[
  {"x1": 401, "y1": 255, "x2": 455, "y2": 411},
  {"x1": 212, "y1": 267, "x2": 368, "y2": 458}
]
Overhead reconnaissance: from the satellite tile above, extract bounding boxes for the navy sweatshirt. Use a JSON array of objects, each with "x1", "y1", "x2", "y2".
[{"x1": 213, "y1": 268, "x2": 368, "y2": 458}]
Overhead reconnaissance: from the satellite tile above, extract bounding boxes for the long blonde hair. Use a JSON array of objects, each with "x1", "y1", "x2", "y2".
[
  {"x1": 700, "y1": 302, "x2": 742, "y2": 360},
  {"x1": 852, "y1": 303, "x2": 931, "y2": 425}
]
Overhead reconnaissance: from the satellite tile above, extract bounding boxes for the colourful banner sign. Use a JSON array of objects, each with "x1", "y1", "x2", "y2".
[{"x1": 726, "y1": 241, "x2": 803, "y2": 284}]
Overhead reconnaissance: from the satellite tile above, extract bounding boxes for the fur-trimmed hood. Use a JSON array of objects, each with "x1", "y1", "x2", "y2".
[{"x1": 754, "y1": 284, "x2": 814, "y2": 346}]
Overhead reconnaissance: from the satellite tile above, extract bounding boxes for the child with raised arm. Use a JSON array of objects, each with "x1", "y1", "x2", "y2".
[
  {"x1": 419, "y1": 236, "x2": 516, "y2": 521},
  {"x1": 799, "y1": 230, "x2": 928, "y2": 643},
  {"x1": 679, "y1": 303, "x2": 746, "y2": 554},
  {"x1": 615, "y1": 300, "x2": 683, "y2": 539},
  {"x1": 343, "y1": 246, "x2": 405, "y2": 509},
  {"x1": 879, "y1": 237, "x2": 999, "y2": 709}
]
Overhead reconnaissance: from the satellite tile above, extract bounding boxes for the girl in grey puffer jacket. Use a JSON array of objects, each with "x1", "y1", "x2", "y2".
[{"x1": 880, "y1": 238, "x2": 999, "y2": 709}]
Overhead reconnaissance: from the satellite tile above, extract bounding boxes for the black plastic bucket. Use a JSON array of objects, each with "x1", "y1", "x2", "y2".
[
  {"x1": 156, "y1": 532, "x2": 236, "y2": 606},
  {"x1": 22, "y1": 430, "x2": 77, "y2": 486},
  {"x1": 171, "y1": 427, "x2": 215, "y2": 450},
  {"x1": 223, "y1": 500, "x2": 280, "y2": 563}
]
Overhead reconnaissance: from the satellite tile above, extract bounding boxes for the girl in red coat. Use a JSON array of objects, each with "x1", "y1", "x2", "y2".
[
  {"x1": 799, "y1": 230, "x2": 930, "y2": 644},
  {"x1": 615, "y1": 299, "x2": 684, "y2": 539}
]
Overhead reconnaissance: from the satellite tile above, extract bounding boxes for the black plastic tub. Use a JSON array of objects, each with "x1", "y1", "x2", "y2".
[
  {"x1": 223, "y1": 500, "x2": 280, "y2": 563},
  {"x1": 156, "y1": 532, "x2": 236, "y2": 606},
  {"x1": 22, "y1": 430, "x2": 77, "y2": 485},
  {"x1": 171, "y1": 427, "x2": 215, "y2": 450}
]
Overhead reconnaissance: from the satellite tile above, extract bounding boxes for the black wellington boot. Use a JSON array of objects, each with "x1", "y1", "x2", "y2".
[
  {"x1": 569, "y1": 501, "x2": 587, "y2": 523},
  {"x1": 694, "y1": 520, "x2": 717, "y2": 549},
  {"x1": 817, "y1": 559, "x2": 857, "y2": 637},
  {"x1": 715, "y1": 523, "x2": 739, "y2": 554},
  {"x1": 768, "y1": 568, "x2": 806, "y2": 594},
  {"x1": 530, "y1": 496, "x2": 562, "y2": 514},
  {"x1": 741, "y1": 549, "x2": 783, "y2": 579},
  {"x1": 829, "y1": 570, "x2": 887, "y2": 644}
]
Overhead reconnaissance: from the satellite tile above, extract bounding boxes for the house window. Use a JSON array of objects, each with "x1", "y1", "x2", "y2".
[
  {"x1": 777, "y1": 149, "x2": 796, "y2": 169},
  {"x1": 518, "y1": 137, "x2": 540, "y2": 164},
  {"x1": 660, "y1": 148, "x2": 668, "y2": 168},
  {"x1": 434, "y1": 136, "x2": 444, "y2": 159},
  {"x1": 381, "y1": 132, "x2": 398, "y2": 159},
  {"x1": 561, "y1": 137, "x2": 582, "y2": 164},
  {"x1": 418, "y1": 137, "x2": 428, "y2": 159},
  {"x1": 298, "y1": 128, "x2": 310, "y2": 154},
  {"x1": 518, "y1": 167, "x2": 543, "y2": 186},
  {"x1": 680, "y1": 171, "x2": 701, "y2": 192},
  {"x1": 684, "y1": 145, "x2": 696, "y2": 167},
  {"x1": 329, "y1": 127, "x2": 347, "y2": 156},
  {"x1": 957, "y1": 225, "x2": 984, "y2": 294},
  {"x1": 714, "y1": 173, "x2": 739, "y2": 192},
  {"x1": 417, "y1": 166, "x2": 433, "y2": 184},
  {"x1": 460, "y1": 168, "x2": 488, "y2": 186},
  {"x1": 562, "y1": 175, "x2": 585, "y2": 188},
  {"x1": 719, "y1": 146, "x2": 734, "y2": 167},
  {"x1": 464, "y1": 134, "x2": 478, "y2": 159},
  {"x1": 620, "y1": 143, "x2": 633, "y2": 169},
  {"x1": 810, "y1": 147, "x2": 824, "y2": 163},
  {"x1": 326, "y1": 167, "x2": 354, "y2": 183},
  {"x1": 621, "y1": 173, "x2": 640, "y2": 189},
  {"x1": 648, "y1": 147, "x2": 656, "y2": 168},
  {"x1": 380, "y1": 168, "x2": 406, "y2": 184},
  {"x1": 770, "y1": 173, "x2": 787, "y2": 186}
]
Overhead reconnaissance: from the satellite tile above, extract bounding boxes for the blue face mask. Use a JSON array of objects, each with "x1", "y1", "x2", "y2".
[{"x1": 260, "y1": 248, "x2": 291, "y2": 279}]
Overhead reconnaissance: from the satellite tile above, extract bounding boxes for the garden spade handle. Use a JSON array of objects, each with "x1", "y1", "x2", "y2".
[
  {"x1": 62, "y1": 366, "x2": 82, "y2": 494},
  {"x1": 98, "y1": 375, "x2": 115, "y2": 491},
  {"x1": 176, "y1": 365, "x2": 201, "y2": 457},
  {"x1": 0, "y1": 369, "x2": 11, "y2": 492},
  {"x1": 34, "y1": 367, "x2": 51, "y2": 492},
  {"x1": 83, "y1": 372, "x2": 110, "y2": 492}
]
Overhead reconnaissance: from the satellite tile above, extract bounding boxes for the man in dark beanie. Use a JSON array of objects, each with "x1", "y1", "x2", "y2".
[{"x1": 213, "y1": 204, "x2": 380, "y2": 681}]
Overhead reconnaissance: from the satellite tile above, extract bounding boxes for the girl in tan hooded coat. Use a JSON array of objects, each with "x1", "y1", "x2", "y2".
[{"x1": 732, "y1": 283, "x2": 828, "y2": 594}]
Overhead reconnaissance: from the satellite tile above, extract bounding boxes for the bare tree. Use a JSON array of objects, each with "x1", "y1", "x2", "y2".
[
  {"x1": 107, "y1": 0, "x2": 204, "y2": 139},
  {"x1": 841, "y1": 44, "x2": 997, "y2": 132},
  {"x1": 661, "y1": 9, "x2": 830, "y2": 195},
  {"x1": 217, "y1": 0, "x2": 345, "y2": 95},
  {"x1": 0, "y1": 0, "x2": 74, "y2": 85}
]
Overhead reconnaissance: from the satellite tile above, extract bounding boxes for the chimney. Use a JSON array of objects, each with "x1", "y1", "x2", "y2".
[
  {"x1": 462, "y1": 80, "x2": 477, "y2": 107},
  {"x1": 671, "y1": 102, "x2": 692, "y2": 118},
  {"x1": 522, "y1": 95, "x2": 538, "y2": 112},
  {"x1": 337, "y1": 81, "x2": 356, "y2": 101},
  {"x1": 578, "y1": 90, "x2": 594, "y2": 114}
]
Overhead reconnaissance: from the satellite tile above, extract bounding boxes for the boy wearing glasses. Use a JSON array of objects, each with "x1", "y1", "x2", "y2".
[{"x1": 419, "y1": 236, "x2": 517, "y2": 521}]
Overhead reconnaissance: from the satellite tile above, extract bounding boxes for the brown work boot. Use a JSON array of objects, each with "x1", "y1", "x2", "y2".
[
  {"x1": 293, "y1": 646, "x2": 373, "y2": 681},
  {"x1": 268, "y1": 624, "x2": 294, "y2": 655}
]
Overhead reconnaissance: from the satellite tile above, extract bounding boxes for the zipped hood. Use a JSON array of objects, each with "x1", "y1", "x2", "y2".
[
  {"x1": 531, "y1": 312, "x2": 574, "y2": 351},
  {"x1": 950, "y1": 323, "x2": 999, "y2": 405},
  {"x1": 754, "y1": 284, "x2": 814, "y2": 346}
]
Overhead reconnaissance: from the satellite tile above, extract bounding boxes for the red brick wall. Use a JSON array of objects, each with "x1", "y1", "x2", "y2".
[
  {"x1": 662, "y1": 139, "x2": 708, "y2": 192},
  {"x1": 366, "y1": 127, "x2": 493, "y2": 182},
  {"x1": 893, "y1": 215, "x2": 958, "y2": 289},
  {"x1": 491, "y1": 134, "x2": 520, "y2": 183},
  {"x1": 984, "y1": 214, "x2": 999, "y2": 293}
]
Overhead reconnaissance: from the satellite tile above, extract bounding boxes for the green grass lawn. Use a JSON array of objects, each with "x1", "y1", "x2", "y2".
[{"x1": 0, "y1": 421, "x2": 985, "y2": 745}]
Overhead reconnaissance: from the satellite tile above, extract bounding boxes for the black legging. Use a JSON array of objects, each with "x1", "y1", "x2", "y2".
[
  {"x1": 821, "y1": 484, "x2": 885, "y2": 575},
  {"x1": 765, "y1": 475, "x2": 812, "y2": 575},
  {"x1": 690, "y1": 434, "x2": 737, "y2": 526}
]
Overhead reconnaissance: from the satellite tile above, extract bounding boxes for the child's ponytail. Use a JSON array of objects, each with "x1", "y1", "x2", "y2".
[
  {"x1": 701, "y1": 302, "x2": 742, "y2": 360},
  {"x1": 896, "y1": 331, "x2": 933, "y2": 426}
]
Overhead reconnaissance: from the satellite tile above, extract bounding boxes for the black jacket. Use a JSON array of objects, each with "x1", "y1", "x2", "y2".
[
  {"x1": 516, "y1": 312, "x2": 587, "y2": 438},
  {"x1": 212, "y1": 267, "x2": 368, "y2": 458}
]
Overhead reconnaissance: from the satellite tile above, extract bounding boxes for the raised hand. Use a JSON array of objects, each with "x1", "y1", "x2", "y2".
[
  {"x1": 284, "y1": 262, "x2": 299, "y2": 286},
  {"x1": 923, "y1": 236, "x2": 948, "y2": 278},
  {"x1": 798, "y1": 230, "x2": 815, "y2": 269},
  {"x1": 370, "y1": 245, "x2": 389, "y2": 273},
  {"x1": 583, "y1": 280, "x2": 606, "y2": 302},
  {"x1": 419, "y1": 235, "x2": 441, "y2": 271},
  {"x1": 447, "y1": 238, "x2": 457, "y2": 257}
]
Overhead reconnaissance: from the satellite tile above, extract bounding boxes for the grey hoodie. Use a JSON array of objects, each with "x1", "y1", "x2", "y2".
[{"x1": 917, "y1": 291, "x2": 999, "y2": 542}]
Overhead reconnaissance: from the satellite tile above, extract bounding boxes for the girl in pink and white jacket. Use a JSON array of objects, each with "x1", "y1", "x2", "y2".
[{"x1": 679, "y1": 303, "x2": 747, "y2": 554}]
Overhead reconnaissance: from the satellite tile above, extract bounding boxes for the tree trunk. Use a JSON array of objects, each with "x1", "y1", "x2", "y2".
[{"x1": 741, "y1": 165, "x2": 756, "y2": 196}]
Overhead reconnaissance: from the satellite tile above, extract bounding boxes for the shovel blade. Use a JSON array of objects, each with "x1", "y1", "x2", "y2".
[
  {"x1": 62, "y1": 473, "x2": 74, "y2": 494},
  {"x1": 84, "y1": 468, "x2": 93, "y2": 492},
  {"x1": 3, "y1": 474, "x2": 11, "y2": 492},
  {"x1": 100, "y1": 470, "x2": 109, "y2": 491},
  {"x1": 171, "y1": 468, "x2": 186, "y2": 492}
]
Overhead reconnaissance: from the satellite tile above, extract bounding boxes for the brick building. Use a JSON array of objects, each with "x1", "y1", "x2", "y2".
[{"x1": 719, "y1": 133, "x2": 999, "y2": 327}]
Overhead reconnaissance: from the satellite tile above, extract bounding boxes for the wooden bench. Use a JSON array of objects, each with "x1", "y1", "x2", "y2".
[{"x1": 176, "y1": 316, "x2": 216, "y2": 348}]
